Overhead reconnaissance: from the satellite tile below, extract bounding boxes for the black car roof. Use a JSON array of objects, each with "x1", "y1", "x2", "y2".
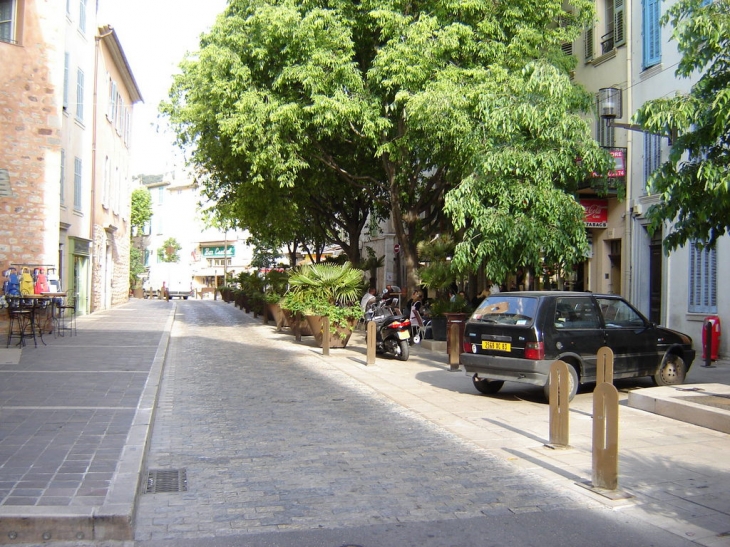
[{"x1": 490, "y1": 291, "x2": 620, "y2": 298}]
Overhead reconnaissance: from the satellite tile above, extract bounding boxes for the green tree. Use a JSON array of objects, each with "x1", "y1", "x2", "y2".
[
  {"x1": 634, "y1": 0, "x2": 730, "y2": 251},
  {"x1": 163, "y1": 0, "x2": 609, "y2": 288},
  {"x1": 130, "y1": 188, "x2": 153, "y2": 289}
]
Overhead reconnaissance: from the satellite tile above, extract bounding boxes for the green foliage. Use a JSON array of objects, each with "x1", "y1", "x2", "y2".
[
  {"x1": 443, "y1": 61, "x2": 612, "y2": 281},
  {"x1": 416, "y1": 235, "x2": 458, "y2": 302},
  {"x1": 157, "y1": 237, "x2": 182, "y2": 263},
  {"x1": 287, "y1": 262, "x2": 363, "y2": 306},
  {"x1": 281, "y1": 263, "x2": 364, "y2": 329},
  {"x1": 263, "y1": 269, "x2": 289, "y2": 296},
  {"x1": 129, "y1": 188, "x2": 153, "y2": 289},
  {"x1": 634, "y1": 0, "x2": 730, "y2": 251},
  {"x1": 130, "y1": 188, "x2": 153, "y2": 232},
  {"x1": 162, "y1": 0, "x2": 603, "y2": 289},
  {"x1": 129, "y1": 246, "x2": 146, "y2": 289},
  {"x1": 236, "y1": 271, "x2": 264, "y2": 294}
]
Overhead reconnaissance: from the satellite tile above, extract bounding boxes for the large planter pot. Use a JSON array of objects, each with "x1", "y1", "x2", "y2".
[
  {"x1": 133, "y1": 287, "x2": 144, "y2": 299},
  {"x1": 431, "y1": 316, "x2": 448, "y2": 341},
  {"x1": 282, "y1": 309, "x2": 312, "y2": 339},
  {"x1": 266, "y1": 303, "x2": 286, "y2": 330},
  {"x1": 305, "y1": 315, "x2": 357, "y2": 348}
]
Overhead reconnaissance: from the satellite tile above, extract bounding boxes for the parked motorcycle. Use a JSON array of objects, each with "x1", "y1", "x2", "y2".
[{"x1": 365, "y1": 294, "x2": 412, "y2": 361}]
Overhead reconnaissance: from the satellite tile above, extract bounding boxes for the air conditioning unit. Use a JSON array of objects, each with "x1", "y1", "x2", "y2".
[{"x1": 633, "y1": 202, "x2": 644, "y2": 216}]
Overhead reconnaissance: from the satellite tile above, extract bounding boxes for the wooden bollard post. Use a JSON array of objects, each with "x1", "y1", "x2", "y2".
[
  {"x1": 366, "y1": 321, "x2": 376, "y2": 365},
  {"x1": 448, "y1": 322, "x2": 460, "y2": 371},
  {"x1": 592, "y1": 382, "x2": 619, "y2": 490},
  {"x1": 596, "y1": 347, "x2": 614, "y2": 385},
  {"x1": 548, "y1": 360, "x2": 570, "y2": 447},
  {"x1": 262, "y1": 306, "x2": 268, "y2": 325},
  {"x1": 322, "y1": 316, "x2": 330, "y2": 356}
]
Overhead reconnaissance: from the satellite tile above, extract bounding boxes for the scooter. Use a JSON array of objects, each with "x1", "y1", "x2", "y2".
[{"x1": 365, "y1": 294, "x2": 411, "y2": 361}]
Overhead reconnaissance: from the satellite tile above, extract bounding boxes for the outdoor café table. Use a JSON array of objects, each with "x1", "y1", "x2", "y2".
[
  {"x1": 40, "y1": 292, "x2": 67, "y2": 335},
  {"x1": 22, "y1": 293, "x2": 66, "y2": 339}
]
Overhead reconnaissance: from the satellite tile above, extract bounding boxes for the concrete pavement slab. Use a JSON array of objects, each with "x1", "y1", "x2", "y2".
[{"x1": 0, "y1": 300, "x2": 174, "y2": 543}]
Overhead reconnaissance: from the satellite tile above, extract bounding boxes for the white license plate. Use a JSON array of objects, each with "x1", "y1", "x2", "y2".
[{"x1": 397, "y1": 330, "x2": 410, "y2": 340}]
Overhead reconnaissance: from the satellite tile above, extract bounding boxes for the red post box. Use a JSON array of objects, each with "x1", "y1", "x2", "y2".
[{"x1": 702, "y1": 315, "x2": 721, "y2": 365}]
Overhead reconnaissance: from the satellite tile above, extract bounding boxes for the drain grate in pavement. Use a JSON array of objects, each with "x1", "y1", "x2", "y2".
[{"x1": 146, "y1": 469, "x2": 187, "y2": 493}]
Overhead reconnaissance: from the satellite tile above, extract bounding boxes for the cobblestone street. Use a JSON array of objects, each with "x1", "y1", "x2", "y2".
[{"x1": 134, "y1": 301, "x2": 597, "y2": 542}]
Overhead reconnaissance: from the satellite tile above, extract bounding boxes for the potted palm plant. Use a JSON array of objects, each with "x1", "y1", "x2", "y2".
[{"x1": 283, "y1": 262, "x2": 363, "y2": 348}]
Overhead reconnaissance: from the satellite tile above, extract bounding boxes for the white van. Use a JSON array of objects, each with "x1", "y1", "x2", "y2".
[{"x1": 166, "y1": 266, "x2": 194, "y2": 299}]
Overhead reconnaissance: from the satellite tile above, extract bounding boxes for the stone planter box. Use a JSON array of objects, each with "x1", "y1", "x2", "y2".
[
  {"x1": 305, "y1": 315, "x2": 357, "y2": 348},
  {"x1": 282, "y1": 309, "x2": 312, "y2": 339},
  {"x1": 266, "y1": 303, "x2": 286, "y2": 330}
]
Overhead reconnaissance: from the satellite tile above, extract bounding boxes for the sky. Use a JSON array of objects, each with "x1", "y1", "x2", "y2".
[{"x1": 97, "y1": 0, "x2": 229, "y2": 176}]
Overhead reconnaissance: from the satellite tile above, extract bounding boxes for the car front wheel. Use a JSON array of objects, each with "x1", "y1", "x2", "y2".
[
  {"x1": 653, "y1": 354, "x2": 686, "y2": 386},
  {"x1": 472, "y1": 375, "x2": 504, "y2": 395}
]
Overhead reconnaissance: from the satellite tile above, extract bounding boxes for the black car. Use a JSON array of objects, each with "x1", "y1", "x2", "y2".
[{"x1": 460, "y1": 292, "x2": 696, "y2": 401}]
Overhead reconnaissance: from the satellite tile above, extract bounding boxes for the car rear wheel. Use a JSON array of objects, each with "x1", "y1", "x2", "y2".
[
  {"x1": 472, "y1": 375, "x2": 504, "y2": 395},
  {"x1": 543, "y1": 364, "x2": 578, "y2": 403},
  {"x1": 653, "y1": 354, "x2": 686, "y2": 386}
]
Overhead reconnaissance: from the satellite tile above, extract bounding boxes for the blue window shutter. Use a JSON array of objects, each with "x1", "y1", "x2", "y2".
[{"x1": 643, "y1": 0, "x2": 661, "y2": 67}]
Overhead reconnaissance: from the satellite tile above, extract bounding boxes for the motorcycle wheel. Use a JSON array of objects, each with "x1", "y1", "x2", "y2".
[{"x1": 396, "y1": 339, "x2": 409, "y2": 361}]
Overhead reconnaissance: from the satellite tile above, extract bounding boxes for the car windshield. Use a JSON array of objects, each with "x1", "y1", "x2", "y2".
[{"x1": 471, "y1": 296, "x2": 538, "y2": 325}]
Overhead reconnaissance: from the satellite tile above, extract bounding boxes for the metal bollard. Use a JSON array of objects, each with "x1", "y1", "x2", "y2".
[
  {"x1": 548, "y1": 360, "x2": 570, "y2": 447},
  {"x1": 592, "y1": 382, "x2": 619, "y2": 490},
  {"x1": 366, "y1": 321, "x2": 376, "y2": 365},
  {"x1": 448, "y1": 323, "x2": 460, "y2": 371},
  {"x1": 596, "y1": 347, "x2": 614, "y2": 385},
  {"x1": 322, "y1": 316, "x2": 330, "y2": 356}
]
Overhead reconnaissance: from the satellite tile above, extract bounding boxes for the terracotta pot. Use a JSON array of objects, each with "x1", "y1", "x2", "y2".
[
  {"x1": 305, "y1": 315, "x2": 356, "y2": 348},
  {"x1": 282, "y1": 310, "x2": 312, "y2": 338},
  {"x1": 267, "y1": 303, "x2": 286, "y2": 330}
]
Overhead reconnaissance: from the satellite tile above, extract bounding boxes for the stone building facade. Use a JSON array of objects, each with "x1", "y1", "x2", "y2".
[{"x1": 0, "y1": 0, "x2": 140, "y2": 317}]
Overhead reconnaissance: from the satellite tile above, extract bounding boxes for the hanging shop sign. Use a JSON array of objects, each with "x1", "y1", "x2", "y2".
[
  {"x1": 580, "y1": 199, "x2": 609, "y2": 228},
  {"x1": 202, "y1": 246, "x2": 235, "y2": 258}
]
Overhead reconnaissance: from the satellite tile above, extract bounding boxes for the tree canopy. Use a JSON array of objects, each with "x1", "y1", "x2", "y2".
[
  {"x1": 635, "y1": 0, "x2": 730, "y2": 251},
  {"x1": 163, "y1": 0, "x2": 611, "y2": 288}
]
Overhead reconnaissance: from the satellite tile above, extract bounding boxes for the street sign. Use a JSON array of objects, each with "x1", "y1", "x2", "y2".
[{"x1": 394, "y1": 243, "x2": 400, "y2": 254}]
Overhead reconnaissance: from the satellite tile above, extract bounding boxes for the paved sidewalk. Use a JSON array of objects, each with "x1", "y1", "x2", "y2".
[{"x1": 0, "y1": 300, "x2": 174, "y2": 543}]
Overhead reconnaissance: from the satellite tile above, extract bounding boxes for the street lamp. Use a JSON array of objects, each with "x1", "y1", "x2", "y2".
[{"x1": 598, "y1": 86, "x2": 675, "y2": 141}]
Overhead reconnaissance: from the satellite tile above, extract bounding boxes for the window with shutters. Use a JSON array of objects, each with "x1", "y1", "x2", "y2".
[
  {"x1": 643, "y1": 132, "x2": 661, "y2": 194},
  {"x1": 643, "y1": 0, "x2": 661, "y2": 68},
  {"x1": 613, "y1": 0, "x2": 625, "y2": 46},
  {"x1": 601, "y1": 0, "x2": 625, "y2": 53},
  {"x1": 688, "y1": 242, "x2": 717, "y2": 313},
  {"x1": 63, "y1": 53, "x2": 70, "y2": 111},
  {"x1": 60, "y1": 149, "x2": 66, "y2": 204},
  {"x1": 76, "y1": 68, "x2": 85, "y2": 123},
  {"x1": 584, "y1": 26, "x2": 594, "y2": 61},
  {"x1": 73, "y1": 157, "x2": 83, "y2": 211},
  {"x1": 78, "y1": 0, "x2": 86, "y2": 33}
]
